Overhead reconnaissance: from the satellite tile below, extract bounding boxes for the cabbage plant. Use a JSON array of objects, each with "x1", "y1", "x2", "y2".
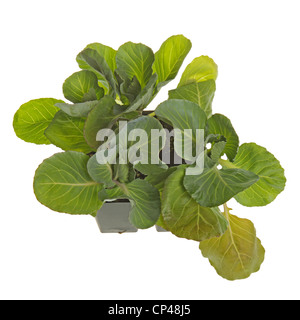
[{"x1": 13, "y1": 35, "x2": 286, "y2": 280}]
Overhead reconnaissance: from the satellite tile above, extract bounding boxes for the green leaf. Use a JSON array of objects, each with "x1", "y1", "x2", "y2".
[
  {"x1": 13, "y1": 98, "x2": 63, "y2": 145},
  {"x1": 200, "y1": 205, "x2": 265, "y2": 281},
  {"x1": 155, "y1": 99, "x2": 207, "y2": 161},
  {"x1": 145, "y1": 166, "x2": 178, "y2": 192},
  {"x1": 178, "y1": 56, "x2": 218, "y2": 87},
  {"x1": 77, "y1": 43, "x2": 116, "y2": 95},
  {"x1": 184, "y1": 165, "x2": 259, "y2": 207},
  {"x1": 45, "y1": 111, "x2": 93, "y2": 154},
  {"x1": 117, "y1": 109, "x2": 141, "y2": 121},
  {"x1": 115, "y1": 71, "x2": 141, "y2": 104},
  {"x1": 210, "y1": 141, "x2": 227, "y2": 163},
  {"x1": 169, "y1": 80, "x2": 216, "y2": 118},
  {"x1": 84, "y1": 96, "x2": 120, "y2": 149},
  {"x1": 63, "y1": 70, "x2": 104, "y2": 103},
  {"x1": 116, "y1": 42, "x2": 154, "y2": 89},
  {"x1": 134, "y1": 161, "x2": 168, "y2": 177},
  {"x1": 99, "y1": 185, "x2": 125, "y2": 201},
  {"x1": 220, "y1": 143, "x2": 286, "y2": 206},
  {"x1": 161, "y1": 166, "x2": 228, "y2": 241},
  {"x1": 80, "y1": 43, "x2": 117, "y2": 72},
  {"x1": 124, "y1": 74, "x2": 157, "y2": 113},
  {"x1": 123, "y1": 179, "x2": 161, "y2": 229},
  {"x1": 155, "y1": 99, "x2": 207, "y2": 139},
  {"x1": 87, "y1": 154, "x2": 115, "y2": 187},
  {"x1": 55, "y1": 100, "x2": 99, "y2": 118},
  {"x1": 153, "y1": 35, "x2": 192, "y2": 90},
  {"x1": 206, "y1": 114, "x2": 239, "y2": 161},
  {"x1": 77, "y1": 48, "x2": 118, "y2": 96},
  {"x1": 34, "y1": 151, "x2": 102, "y2": 215}
]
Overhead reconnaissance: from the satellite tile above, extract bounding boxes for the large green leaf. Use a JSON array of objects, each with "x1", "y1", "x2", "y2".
[
  {"x1": 184, "y1": 165, "x2": 259, "y2": 207},
  {"x1": 153, "y1": 35, "x2": 192, "y2": 90},
  {"x1": 178, "y1": 56, "x2": 218, "y2": 87},
  {"x1": 84, "y1": 96, "x2": 120, "y2": 149},
  {"x1": 87, "y1": 154, "x2": 115, "y2": 188},
  {"x1": 13, "y1": 98, "x2": 63, "y2": 145},
  {"x1": 77, "y1": 48, "x2": 118, "y2": 96},
  {"x1": 100, "y1": 179, "x2": 161, "y2": 229},
  {"x1": 161, "y1": 166, "x2": 228, "y2": 241},
  {"x1": 220, "y1": 143, "x2": 286, "y2": 206},
  {"x1": 45, "y1": 111, "x2": 93, "y2": 154},
  {"x1": 62, "y1": 70, "x2": 104, "y2": 103},
  {"x1": 206, "y1": 114, "x2": 239, "y2": 161},
  {"x1": 34, "y1": 152, "x2": 102, "y2": 215},
  {"x1": 116, "y1": 42, "x2": 154, "y2": 89},
  {"x1": 155, "y1": 99, "x2": 207, "y2": 161},
  {"x1": 55, "y1": 100, "x2": 99, "y2": 118},
  {"x1": 169, "y1": 80, "x2": 216, "y2": 118},
  {"x1": 200, "y1": 205, "x2": 265, "y2": 281}
]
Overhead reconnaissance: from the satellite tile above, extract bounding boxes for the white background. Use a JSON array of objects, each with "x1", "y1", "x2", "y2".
[{"x1": 1, "y1": 0, "x2": 299, "y2": 300}]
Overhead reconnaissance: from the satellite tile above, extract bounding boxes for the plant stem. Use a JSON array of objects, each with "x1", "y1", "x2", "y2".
[
  {"x1": 223, "y1": 202, "x2": 229, "y2": 217},
  {"x1": 148, "y1": 112, "x2": 156, "y2": 117},
  {"x1": 223, "y1": 202, "x2": 233, "y2": 218},
  {"x1": 113, "y1": 180, "x2": 129, "y2": 195}
]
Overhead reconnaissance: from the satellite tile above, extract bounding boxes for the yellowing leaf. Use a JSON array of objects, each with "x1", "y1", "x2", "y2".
[
  {"x1": 200, "y1": 205, "x2": 265, "y2": 281},
  {"x1": 162, "y1": 167, "x2": 228, "y2": 241}
]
